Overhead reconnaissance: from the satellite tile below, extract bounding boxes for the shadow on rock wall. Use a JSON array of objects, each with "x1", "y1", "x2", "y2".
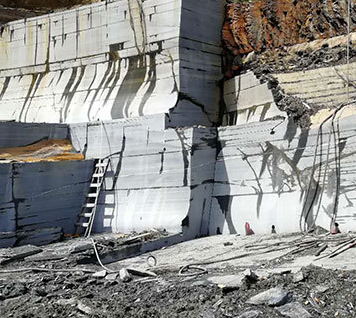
[{"x1": 210, "y1": 116, "x2": 356, "y2": 235}]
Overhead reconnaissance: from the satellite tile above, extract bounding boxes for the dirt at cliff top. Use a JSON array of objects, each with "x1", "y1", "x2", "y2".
[
  {"x1": 0, "y1": 0, "x2": 102, "y2": 24},
  {"x1": 0, "y1": 0, "x2": 101, "y2": 11},
  {"x1": 0, "y1": 5, "x2": 44, "y2": 24}
]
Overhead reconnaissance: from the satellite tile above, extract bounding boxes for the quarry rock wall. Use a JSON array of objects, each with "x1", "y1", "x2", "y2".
[
  {"x1": 0, "y1": 0, "x2": 223, "y2": 126},
  {"x1": 0, "y1": 160, "x2": 93, "y2": 247},
  {"x1": 211, "y1": 113, "x2": 356, "y2": 235},
  {"x1": 223, "y1": 71, "x2": 284, "y2": 126},
  {"x1": 0, "y1": 122, "x2": 93, "y2": 247},
  {"x1": 275, "y1": 62, "x2": 356, "y2": 111},
  {"x1": 0, "y1": 121, "x2": 68, "y2": 147},
  {"x1": 2, "y1": 0, "x2": 356, "y2": 246},
  {"x1": 69, "y1": 114, "x2": 217, "y2": 239}
]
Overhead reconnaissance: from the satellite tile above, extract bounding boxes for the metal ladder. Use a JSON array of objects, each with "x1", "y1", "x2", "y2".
[{"x1": 76, "y1": 158, "x2": 110, "y2": 237}]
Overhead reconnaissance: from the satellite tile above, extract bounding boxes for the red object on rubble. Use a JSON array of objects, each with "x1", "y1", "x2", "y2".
[
  {"x1": 331, "y1": 222, "x2": 341, "y2": 235},
  {"x1": 245, "y1": 222, "x2": 255, "y2": 235}
]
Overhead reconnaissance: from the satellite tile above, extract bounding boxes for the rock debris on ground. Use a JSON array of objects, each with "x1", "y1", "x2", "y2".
[{"x1": 1, "y1": 232, "x2": 356, "y2": 317}]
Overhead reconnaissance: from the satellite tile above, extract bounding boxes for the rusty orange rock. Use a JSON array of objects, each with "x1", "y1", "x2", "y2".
[{"x1": 223, "y1": 0, "x2": 356, "y2": 55}]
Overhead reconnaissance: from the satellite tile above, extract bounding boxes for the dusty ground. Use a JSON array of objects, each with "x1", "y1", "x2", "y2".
[{"x1": 1, "y1": 233, "x2": 356, "y2": 317}]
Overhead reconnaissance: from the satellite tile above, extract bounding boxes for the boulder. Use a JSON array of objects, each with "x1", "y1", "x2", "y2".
[
  {"x1": 246, "y1": 287, "x2": 291, "y2": 307},
  {"x1": 119, "y1": 268, "x2": 132, "y2": 282},
  {"x1": 276, "y1": 302, "x2": 311, "y2": 318},
  {"x1": 237, "y1": 310, "x2": 263, "y2": 318}
]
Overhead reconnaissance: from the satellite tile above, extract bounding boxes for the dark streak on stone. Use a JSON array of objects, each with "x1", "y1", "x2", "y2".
[
  {"x1": 283, "y1": 117, "x2": 297, "y2": 145},
  {"x1": 111, "y1": 55, "x2": 147, "y2": 119},
  {"x1": 292, "y1": 129, "x2": 309, "y2": 165},
  {"x1": 34, "y1": 20, "x2": 39, "y2": 65},
  {"x1": 48, "y1": 75, "x2": 55, "y2": 88},
  {"x1": 19, "y1": 73, "x2": 39, "y2": 122},
  {"x1": 238, "y1": 148, "x2": 264, "y2": 218},
  {"x1": 338, "y1": 137, "x2": 347, "y2": 154},
  {"x1": 138, "y1": 52, "x2": 157, "y2": 116},
  {"x1": 181, "y1": 215, "x2": 189, "y2": 227},
  {"x1": 111, "y1": 134, "x2": 126, "y2": 190},
  {"x1": 10, "y1": 164, "x2": 25, "y2": 245},
  {"x1": 263, "y1": 141, "x2": 303, "y2": 190},
  {"x1": 102, "y1": 59, "x2": 122, "y2": 107},
  {"x1": 84, "y1": 64, "x2": 98, "y2": 103},
  {"x1": 216, "y1": 195, "x2": 237, "y2": 234},
  {"x1": 60, "y1": 67, "x2": 78, "y2": 105},
  {"x1": 260, "y1": 102, "x2": 271, "y2": 121},
  {"x1": 159, "y1": 149, "x2": 165, "y2": 175},
  {"x1": 63, "y1": 65, "x2": 86, "y2": 121},
  {"x1": 100, "y1": 60, "x2": 117, "y2": 98},
  {"x1": 0, "y1": 77, "x2": 10, "y2": 100},
  {"x1": 87, "y1": 62, "x2": 113, "y2": 120},
  {"x1": 177, "y1": 92, "x2": 214, "y2": 124},
  {"x1": 199, "y1": 198, "x2": 207, "y2": 235},
  {"x1": 23, "y1": 72, "x2": 46, "y2": 122},
  {"x1": 56, "y1": 70, "x2": 64, "y2": 85},
  {"x1": 176, "y1": 129, "x2": 189, "y2": 187},
  {"x1": 127, "y1": 0, "x2": 147, "y2": 55},
  {"x1": 166, "y1": 51, "x2": 178, "y2": 94}
]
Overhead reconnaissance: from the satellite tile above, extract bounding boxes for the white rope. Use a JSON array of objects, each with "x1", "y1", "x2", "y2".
[
  {"x1": 91, "y1": 238, "x2": 115, "y2": 273},
  {"x1": 100, "y1": 120, "x2": 103, "y2": 160}
]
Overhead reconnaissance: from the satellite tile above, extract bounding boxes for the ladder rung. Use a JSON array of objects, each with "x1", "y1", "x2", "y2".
[
  {"x1": 80, "y1": 213, "x2": 93, "y2": 218},
  {"x1": 90, "y1": 183, "x2": 102, "y2": 187},
  {"x1": 96, "y1": 162, "x2": 108, "y2": 168},
  {"x1": 87, "y1": 193, "x2": 98, "y2": 198},
  {"x1": 76, "y1": 222, "x2": 89, "y2": 227},
  {"x1": 93, "y1": 173, "x2": 104, "y2": 178},
  {"x1": 84, "y1": 203, "x2": 96, "y2": 208}
]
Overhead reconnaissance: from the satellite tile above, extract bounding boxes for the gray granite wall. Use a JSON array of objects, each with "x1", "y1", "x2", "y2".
[
  {"x1": 0, "y1": 0, "x2": 223, "y2": 126},
  {"x1": 210, "y1": 114, "x2": 356, "y2": 235},
  {"x1": 0, "y1": 160, "x2": 93, "y2": 247}
]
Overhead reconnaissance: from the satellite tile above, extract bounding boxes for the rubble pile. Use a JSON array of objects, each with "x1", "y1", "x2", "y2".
[
  {"x1": 249, "y1": 44, "x2": 356, "y2": 74},
  {"x1": 1, "y1": 233, "x2": 356, "y2": 317}
]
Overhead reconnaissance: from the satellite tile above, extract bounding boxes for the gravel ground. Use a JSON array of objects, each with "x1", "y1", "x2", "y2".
[
  {"x1": 0, "y1": 263, "x2": 355, "y2": 317},
  {"x1": 1, "y1": 234, "x2": 356, "y2": 317}
]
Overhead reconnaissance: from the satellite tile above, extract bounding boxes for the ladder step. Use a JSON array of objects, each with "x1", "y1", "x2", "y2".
[
  {"x1": 80, "y1": 213, "x2": 93, "y2": 218},
  {"x1": 90, "y1": 183, "x2": 102, "y2": 187},
  {"x1": 87, "y1": 193, "x2": 98, "y2": 198},
  {"x1": 92, "y1": 173, "x2": 105, "y2": 178},
  {"x1": 96, "y1": 162, "x2": 108, "y2": 168},
  {"x1": 84, "y1": 203, "x2": 96, "y2": 208},
  {"x1": 76, "y1": 222, "x2": 89, "y2": 228}
]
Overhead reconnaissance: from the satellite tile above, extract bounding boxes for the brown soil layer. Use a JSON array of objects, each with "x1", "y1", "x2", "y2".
[
  {"x1": 223, "y1": 0, "x2": 356, "y2": 55},
  {"x1": 0, "y1": 0, "x2": 100, "y2": 10}
]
